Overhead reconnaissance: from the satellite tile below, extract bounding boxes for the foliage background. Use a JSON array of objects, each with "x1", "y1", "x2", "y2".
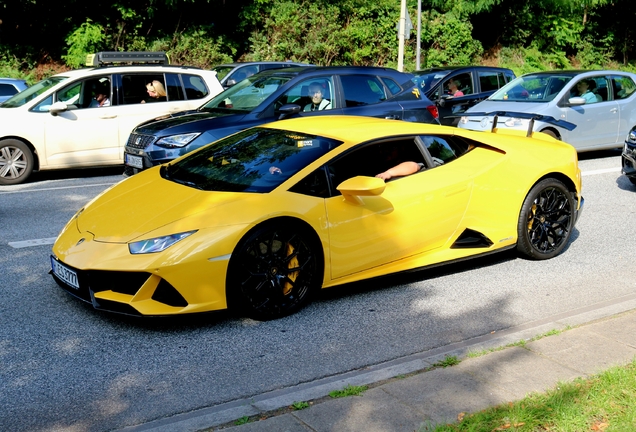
[{"x1": 0, "y1": 0, "x2": 634, "y2": 83}]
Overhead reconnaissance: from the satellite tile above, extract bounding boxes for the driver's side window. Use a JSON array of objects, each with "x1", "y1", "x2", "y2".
[{"x1": 276, "y1": 77, "x2": 335, "y2": 111}]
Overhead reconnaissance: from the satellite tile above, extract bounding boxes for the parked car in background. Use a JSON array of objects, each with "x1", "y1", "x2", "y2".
[
  {"x1": 124, "y1": 66, "x2": 440, "y2": 175},
  {"x1": 0, "y1": 78, "x2": 28, "y2": 103},
  {"x1": 458, "y1": 70, "x2": 636, "y2": 152},
  {"x1": 412, "y1": 66, "x2": 515, "y2": 125},
  {"x1": 212, "y1": 61, "x2": 312, "y2": 89},
  {"x1": 0, "y1": 52, "x2": 224, "y2": 185},
  {"x1": 52, "y1": 115, "x2": 583, "y2": 320},
  {"x1": 622, "y1": 126, "x2": 636, "y2": 185}
]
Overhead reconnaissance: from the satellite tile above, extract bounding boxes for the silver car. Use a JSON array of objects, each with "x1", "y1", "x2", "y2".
[
  {"x1": 458, "y1": 70, "x2": 636, "y2": 152},
  {"x1": 0, "y1": 78, "x2": 28, "y2": 103}
]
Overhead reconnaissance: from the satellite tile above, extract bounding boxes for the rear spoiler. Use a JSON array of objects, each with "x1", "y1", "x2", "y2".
[{"x1": 455, "y1": 111, "x2": 577, "y2": 137}]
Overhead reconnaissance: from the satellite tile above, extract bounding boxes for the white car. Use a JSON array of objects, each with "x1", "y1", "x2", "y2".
[
  {"x1": 0, "y1": 52, "x2": 223, "y2": 185},
  {"x1": 458, "y1": 70, "x2": 636, "y2": 152}
]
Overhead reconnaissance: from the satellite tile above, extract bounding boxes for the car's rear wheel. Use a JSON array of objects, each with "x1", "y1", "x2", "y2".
[
  {"x1": 517, "y1": 178, "x2": 575, "y2": 260},
  {"x1": 227, "y1": 220, "x2": 322, "y2": 320},
  {"x1": 0, "y1": 139, "x2": 34, "y2": 185}
]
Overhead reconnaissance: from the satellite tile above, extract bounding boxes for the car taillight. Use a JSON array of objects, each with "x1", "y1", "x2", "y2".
[{"x1": 426, "y1": 105, "x2": 439, "y2": 119}]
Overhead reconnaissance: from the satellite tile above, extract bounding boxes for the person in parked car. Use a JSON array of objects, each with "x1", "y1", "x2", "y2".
[
  {"x1": 89, "y1": 85, "x2": 110, "y2": 107},
  {"x1": 304, "y1": 82, "x2": 331, "y2": 112},
  {"x1": 141, "y1": 80, "x2": 167, "y2": 103},
  {"x1": 447, "y1": 79, "x2": 464, "y2": 97},
  {"x1": 575, "y1": 79, "x2": 597, "y2": 104}
]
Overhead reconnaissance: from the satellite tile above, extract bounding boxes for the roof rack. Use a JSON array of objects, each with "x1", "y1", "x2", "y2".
[{"x1": 86, "y1": 51, "x2": 170, "y2": 67}]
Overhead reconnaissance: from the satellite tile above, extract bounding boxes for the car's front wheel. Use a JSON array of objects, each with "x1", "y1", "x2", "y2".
[
  {"x1": 0, "y1": 139, "x2": 34, "y2": 185},
  {"x1": 517, "y1": 178, "x2": 575, "y2": 260},
  {"x1": 227, "y1": 220, "x2": 322, "y2": 320}
]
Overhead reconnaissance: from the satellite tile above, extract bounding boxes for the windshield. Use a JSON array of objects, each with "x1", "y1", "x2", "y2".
[
  {"x1": 163, "y1": 127, "x2": 342, "y2": 192},
  {"x1": 411, "y1": 69, "x2": 451, "y2": 92},
  {"x1": 211, "y1": 66, "x2": 234, "y2": 81},
  {"x1": 200, "y1": 75, "x2": 292, "y2": 114},
  {"x1": 490, "y1": 73, "x2": 575, "y2": 102},
  {"x1": 1, "y1": 76, "x2": 68, "y2": 108}
]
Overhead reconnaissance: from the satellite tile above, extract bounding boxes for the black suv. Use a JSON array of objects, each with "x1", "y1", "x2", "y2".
[
  {"x1": 412, "y1": 66, "x2": 516, "y2": 125},
  {"x1": 124, "y1": 66, "x2": 440, "y2": 175}
]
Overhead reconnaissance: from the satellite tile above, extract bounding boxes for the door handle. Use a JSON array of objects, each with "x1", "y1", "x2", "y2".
[
  {"x1": 385, "y1": 115, "x2": 400, "y2": 120},
  {"x1": 99, "y1": 115, "x2": 117, "y2": 119},
  {"x1": 610, "y1": 108, "x2": 618, "y2": 113}
]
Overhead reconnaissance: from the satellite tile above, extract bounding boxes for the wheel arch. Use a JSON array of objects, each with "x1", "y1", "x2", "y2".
[
  {"x1": 534, "y1": 171, "x2": 578, "y2": 195},
  {"x1": 1, "y1": 135, "x2": 40, "y2": 171},
  {"x1": 225, "y1": 215, "x2": 326, "y2": 302}
]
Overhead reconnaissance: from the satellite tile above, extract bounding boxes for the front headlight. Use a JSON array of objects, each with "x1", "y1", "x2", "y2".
[
  {"x1": 156, "y1": 133, "x2": 201, "y2": 148},
  {"x1": 459, "y1": 116, "x2": 468, "y2": 124},
  {"x1": 128, "y1": 230, "x2": 197, "y2": 254},
  {"x1": 627, "y1": 128, "x2": 636, "y2": 144}
]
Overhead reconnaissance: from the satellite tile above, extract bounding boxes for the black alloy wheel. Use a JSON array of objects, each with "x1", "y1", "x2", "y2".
[
  {"x1": 516, "y1": 178, "x2": 575, "y2": 260},
  {"x1": 0, "y1": 139, "x2": 34, "y2": 185},
  {"x1": 227, "y1": 221, "x2": 322, "y2": 320}
]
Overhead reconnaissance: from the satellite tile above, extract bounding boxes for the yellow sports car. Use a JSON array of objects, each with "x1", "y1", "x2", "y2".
[{"x1": 50, "y1": 115, "x2": 583, "y2": 320}]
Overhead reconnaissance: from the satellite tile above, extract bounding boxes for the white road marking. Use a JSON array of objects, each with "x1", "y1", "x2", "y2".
[
  {"x1": 0, "y1": 182, "x2": 116, "y2": 194},
  {"x1": 9, "y1": 237, "x2": 57, "y2": 249}
]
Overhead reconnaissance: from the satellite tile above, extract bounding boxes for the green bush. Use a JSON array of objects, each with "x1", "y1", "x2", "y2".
[{"x1": 62, "y1": 20, "x2": 106, "y2": 69}]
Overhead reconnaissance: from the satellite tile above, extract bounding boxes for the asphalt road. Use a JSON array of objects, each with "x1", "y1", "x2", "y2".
[{"x1": 1, "y1": 150, "x2": 634, "y2": 432}]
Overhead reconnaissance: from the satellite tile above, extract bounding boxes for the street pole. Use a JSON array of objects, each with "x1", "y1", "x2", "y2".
[
  {"x1": 397, "y1": 0, "x2": 406, "y2": 72},
  {"x1": 416, "y1": 0, "x2": 421, "y2": 70}
]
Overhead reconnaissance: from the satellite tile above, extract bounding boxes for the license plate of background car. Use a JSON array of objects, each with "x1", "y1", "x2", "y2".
[
  {"x1": 50, "y1": 256, "x2": 80, "y2": 290},
  {"x1": 125, "y1": 154, "x2": 143, "y2": 169}
]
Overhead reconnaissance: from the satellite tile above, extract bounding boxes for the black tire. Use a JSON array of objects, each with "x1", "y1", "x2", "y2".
[
  {"x1": 227, "y1": 220, "x2": 322, "y2": 320},
  {"x1": 0, "y1": 139, "x2": 34, "y2": 185},
  {"x1": 629, "y1": 177, "x2": 636, "y2": 186},
  {"x1": 540, "y1": 129, "x2": 559, "y2": 140},
  {"x1": 516, "y1": 178, "x2": 575, "y2": 260}
]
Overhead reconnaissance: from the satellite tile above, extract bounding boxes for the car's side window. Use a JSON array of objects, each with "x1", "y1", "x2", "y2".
[
  {"x1": 289, "y1": 167, "x2": 331, "y2": 198},
  {"x1": 420, "y1": 135, "x2": 471, "y2": 166},
  {"x1": 181, "y1": 73, "x2": 209, "y2": 100},
  {"x1": 611, "y1": 75, "x2": 636, "y2": 100},
  {"x1": 121, "y1": 73, "x2": 166, "y2": 105},
  {"x1": 0, "y1": 83, "x2": 18, "y2": 97},
  {"x1": 443, "y1": 72, "x2": 473, "y2": 96},
  {"x1": 276, "y1": 76, "x2": 335, "y2": 111},
  {"x1": 327, "y1": 138, "x2": 425, "y2": 193},
  {"x1": 478, "y1": 71, "x2": 505, "y2": 92},
  {"x1": 165, "y1": 73, "x2": 185, "y2": 101},
  {"x1": 341, "y1": 74, "x2": 388, "y2": 107},
  {"x1": 381, "y1": 78, "x2": 402, "y2": 95},
  {"x1": 48, "y1": 75, "x2": 112, "y2": 110}
]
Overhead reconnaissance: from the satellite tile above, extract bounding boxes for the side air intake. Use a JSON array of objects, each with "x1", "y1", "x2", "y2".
[{"x1": 451, "y1": 229, "x2": 494, "y2": 248}]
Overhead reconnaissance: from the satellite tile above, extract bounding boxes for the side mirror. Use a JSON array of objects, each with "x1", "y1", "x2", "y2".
[
  {"x1": 567, "y1": 96, "x2": 586, "y2": 106},
  {"x1": 436, "y1": 95, "x2": 451, "y2": 107},
  {"x1": 277, "y1": 103, "x2": 302, "y2": 120},
  {"x1": 337, "y1": 176, "x2": 386, "y2": 204},
  {"x1": 225, "y1": 79, "x2": 237, "y2": 87},
  {"x1": 49, "y1": 101, "x2": 69, "y2": 116}
]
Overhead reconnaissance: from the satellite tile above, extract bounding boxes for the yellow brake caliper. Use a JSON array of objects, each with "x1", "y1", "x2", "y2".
[{"x1": 284, "y1": 242, "x2": 299, "y2": 295}]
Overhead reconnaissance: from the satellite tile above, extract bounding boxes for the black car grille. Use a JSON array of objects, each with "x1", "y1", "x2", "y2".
[{"x1": 126, "y1": 133, "x2": 156, "y2": 149}]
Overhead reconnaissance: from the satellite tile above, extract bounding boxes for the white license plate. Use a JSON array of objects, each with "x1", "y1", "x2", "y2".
[
  {"x1": 51, "y1": 257, "x2": 80, "y2": 290},
  {"x1": 125, "y1": 153, "x2": 144, "y2": 169}
]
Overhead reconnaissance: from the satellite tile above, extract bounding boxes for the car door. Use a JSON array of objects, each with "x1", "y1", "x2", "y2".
[
  {"x1": 563, "y1": 75, "x2": 620, "y2": 150},
  {"x1": 336, "y1": 74, "x2": 406, "y2": 120},
  {"x1": 324, "y1": 136, "x2": 471, "y2": 280},
  {"x1": 37, "y1": 75, "x2": 120, "y2": 167},
  {"x1": 435, "y1": 72, "x2": 475, "y2": 125}
]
